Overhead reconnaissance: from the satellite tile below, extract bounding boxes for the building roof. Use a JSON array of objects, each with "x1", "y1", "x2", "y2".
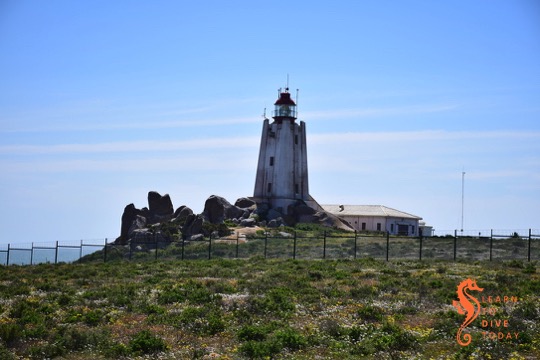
[
  {"x1": 321, "y1": 204, "x2": 422, "y2": 220},
  {"x1": 274, "y1": 91, "x2": 296, "y2": 105}
]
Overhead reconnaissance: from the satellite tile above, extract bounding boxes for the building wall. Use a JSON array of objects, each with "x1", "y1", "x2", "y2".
[
  {"x1": 341, "y1": 215, "x2": 419, "y2": 236},
  {"x1": 253, "y1": 119, "x2": 309, "y2": 212}
]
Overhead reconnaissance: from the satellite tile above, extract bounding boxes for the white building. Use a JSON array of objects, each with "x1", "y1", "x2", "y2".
[
  {"x1": 253, "y1": 88, "x2": 319, "y2": 213},
  {"x1": 322, "y1": 204, "x2": 423, "y2": 236}
]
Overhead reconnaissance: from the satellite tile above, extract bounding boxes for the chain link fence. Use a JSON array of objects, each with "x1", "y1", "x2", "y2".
[{"x1": 1, "y1": 229, "x2": 539, "y2": 265}]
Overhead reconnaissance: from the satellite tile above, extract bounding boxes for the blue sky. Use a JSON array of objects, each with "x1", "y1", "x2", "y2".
[{"x1": 1, "y1": 0, "x2": 539, "y2": 244}]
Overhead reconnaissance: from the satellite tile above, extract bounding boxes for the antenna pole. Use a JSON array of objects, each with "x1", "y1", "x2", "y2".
[
  {"x1": 296, "y1": 89, "x2": 299, "y2": 118},
  {"x1": 461, "y1": 170, "x2": 465, "y2": 233},
  {"x1": 286, "y1": 74, "x2": 289, "y2": 89}
]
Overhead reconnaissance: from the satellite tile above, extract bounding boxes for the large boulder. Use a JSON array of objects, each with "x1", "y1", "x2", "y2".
[
  {"x1": 202, "y1": 195, "x2": 244, "y2": 224},
  {"x1": 312, "y1": 211, "x2": 354, "y2": 231},
  {"x1": 172, "y1": 205, "x2": 193, "y2": 223},
  {"x1": 119, "y1": 204, "x2": 146, "y2": 244},
  {"x1": 182, "y1": 214, "x2": 204, "y2": 239},
  {"x1": 235, "y1": 197, "x2": 256, "y2": 209},
  {"x1": 128, "y1": 215, "x2": 147, "y2": 238},
  {"x1": 148, "y1": 191, "x2": 174, "y2": 219}
]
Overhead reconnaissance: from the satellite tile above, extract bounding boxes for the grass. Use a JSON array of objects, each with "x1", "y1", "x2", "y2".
[{"x1": 0, "y1": 257, "x2": 538, "y2": 359}]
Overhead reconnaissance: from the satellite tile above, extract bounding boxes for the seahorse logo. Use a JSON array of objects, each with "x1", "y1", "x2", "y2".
[{"x1": 452, "y1": 278, "x2": 484, "y2": 346}]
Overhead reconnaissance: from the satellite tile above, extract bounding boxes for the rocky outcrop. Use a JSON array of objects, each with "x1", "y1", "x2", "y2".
[
  {"x1": 182, "y1": 214, "x2": 204, "y2": 240},
  {"x1": 147, "y1": 191, "x2": 174, "y2": 224},
  {"x1": 235, "y1": 197, "x2": 256, "y2": 209},
  {"x1": 172, "y1": 206, "x2": 193, "y2": 223},
  {"x1": 119, "y1": 204, "x2": 147, "y2": 244},
  {"x1": 202, "y1": 195, "x2": 244, "y2": 224},
  {"x1": 116, "y1": 192, "x2": 353, "y2": 246}
]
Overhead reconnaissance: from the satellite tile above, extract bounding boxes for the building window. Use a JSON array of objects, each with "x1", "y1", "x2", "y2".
[
  {"x1": 377, "y1": 223, "x2": 382, "y2": 231},
  {"x1": 269, "y1": 157, "x2": 274, "y2": 166},
  {"x1": 267, "y1": 183, "x2": 272, "y2": 193},
  {"x1": 361, "y1": 222, "x2": 366, "y2": 231},
  {"x1": 411, "y1": 226, "x2": 415, "y2": 234}
]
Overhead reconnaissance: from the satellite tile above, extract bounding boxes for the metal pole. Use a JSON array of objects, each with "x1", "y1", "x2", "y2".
[
  {"x1": 461, "y1": 171, "x2": 465, "y2": 233},
  {"x1": 386, "y1": 231, "x2": 390, "y2": 261},
  {"x1": 208, "y1": 234, "x2": 212, "y2": 260},
  {"x1": 419, "y1": 233, "x2": 423, "y2": 261},
  {"x1": 354, "y1": 231, "x2": 357, "y2": 259},
  {"x1": 490, "y1": 229, "x2": 493, "y2": 261},
  {"x1": 323, "y1": 231, "x2": 327, "y2": 259},
  {"x1": 79, "y1": 240, "x2": 83, "y2": 261},
  {"x1": 453, "y1": 230, "x2": 457, "y2": 261},
  {"x1": 103, "y1": 238, "x2": 107, "y2": 262},
  {"x1": 6, "y1": 243, "x2": 10, "y2": 266},
  {"x1": 293, "y1": 231, "x2": 297, "y2": 260},
  {"x1": 264, "y1": 230, "x2": 268, "y2": 259},
  {"x1": 236, "y1": 231, "x2": 239, "y2": 259},
  {"x1": 528, "y1": 229, "x2": 532, "y2": 262},
  {"x1": 181, "y1": 238, "x2": 185, "y2": 260},
  {"x1": 30, "y1": 242, "x2": 34, "y2": 265},
  {"x1": 155, "y1": 241, "x2": 159, "y2": 260},
  {"x1": 55, "y1": 241, "x2": 59, "y2": 264}
]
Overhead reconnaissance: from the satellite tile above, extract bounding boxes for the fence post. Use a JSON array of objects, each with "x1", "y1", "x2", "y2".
[
  {"x1": 323, "y1": 231, "x2": 327, "y2": 259},
  {"x1": 30, "y1": 242, "x2": 34, "y2": 266},
  {"x1": 293, "y1": 231, "x2": 297, "y2": 260},
  {"x1": 181, "y1": 238, "x2": 185, "y2": 260},
  {"x1": 208, "y1": 234, "x2": 212, "y2": 260},
  {"x1": 79, "y1": 240, "x2": 83, "y2": 261},
  {"x1": 386, "y1": 231, "x2": 390, "y2": 261},
  {"x1": 103, "y1": 238, "x2": 107, "y2": 262},
  {"x1": 453, "y1": 230, "x2": 457, "y2": 261},
  {"x1": 528, "y1": 229, "x2": 532, "y2": 262},
  {"x1": 419, "y1": 233, "x2": 423, "y2": 261},
  {"x1": 489, "y1": 229, "x2": 493, "y2": 261},
  {"x1": 264, "y1": 230, "x2": 268, "y2": 259},
  {"x1": 155, "y1": 241, "x2": 159, "y2": 261},
  {"x1": 129, "y1": 241, "x2": 133, "y2": 261},
  {"x1": 6, "y1": 243, "x2": 10, "y2": 266},
  {"x1": 236, "y1": 231, "x2": 239, "y2": 259},
  {"x1": 55, "y1": 241, "x2": 59, "y2": 264},
  {"x1": 354, "y1": 231, "x2": 357, "y2": 259}
]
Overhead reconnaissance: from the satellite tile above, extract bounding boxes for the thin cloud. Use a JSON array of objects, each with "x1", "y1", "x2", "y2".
[
  {"x1": 309, "y1": 130, "x2": 540, "y2": 144},
  {"x1": 2, "y1": 102, "x2": 458, "y2": 133},
  {"x1": 0, "y1": 137, "x2": 260, "y2": 155}
]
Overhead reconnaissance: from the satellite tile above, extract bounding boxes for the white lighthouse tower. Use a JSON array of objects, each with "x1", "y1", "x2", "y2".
[{"x1": 253, "y1": 87, "x2": 318, "y2": 213}]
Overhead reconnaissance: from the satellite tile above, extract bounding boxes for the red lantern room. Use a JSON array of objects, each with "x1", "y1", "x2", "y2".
[{"x1": 273, "y1": 88, "x2": 297, "y2": 121}]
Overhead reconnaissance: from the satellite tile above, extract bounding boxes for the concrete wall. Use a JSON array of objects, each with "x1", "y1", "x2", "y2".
[{"x1": 341, "y1": 215, "x2": 420, "y2": 236}]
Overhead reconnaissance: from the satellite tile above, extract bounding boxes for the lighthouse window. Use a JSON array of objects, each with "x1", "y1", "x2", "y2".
[
  {"x1": 269, "y1": 157, "x2": 274, "y2": 166},
  {"x1": 267, "y1": 183, "x2": 272, "y2": 193}
]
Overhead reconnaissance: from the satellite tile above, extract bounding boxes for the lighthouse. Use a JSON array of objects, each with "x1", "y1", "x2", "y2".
[{"x1": 253, "y1": 87, "x2": 318, "y2": 213}]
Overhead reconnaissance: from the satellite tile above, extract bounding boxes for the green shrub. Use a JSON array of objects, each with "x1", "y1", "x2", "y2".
[
  {"x1": 239, "y1": 340, "x2": 281, "y2": 359},
  {"x1": 237, "y1": 324, "x2": 271, "y2": 342},
  {"x1": 275, "y1": 327, "x2": 307, "y2": 350},
  {"x1": 357, "y1": 304, "x2": 384, "y2": 322},
  {"x1": 0, "y1": 322, "x2": 21, "y2": 346},
  {"x1": 129, "y1": 330, "x2": 167, "y2": 355},
  {"x1": 0, "y1": 344, "x2": 16, "y2": 360}
]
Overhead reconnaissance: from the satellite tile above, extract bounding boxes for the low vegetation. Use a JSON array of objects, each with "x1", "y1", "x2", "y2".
[{"x1": 0, "y1": 256, "x2": 538, "y2": 359}]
